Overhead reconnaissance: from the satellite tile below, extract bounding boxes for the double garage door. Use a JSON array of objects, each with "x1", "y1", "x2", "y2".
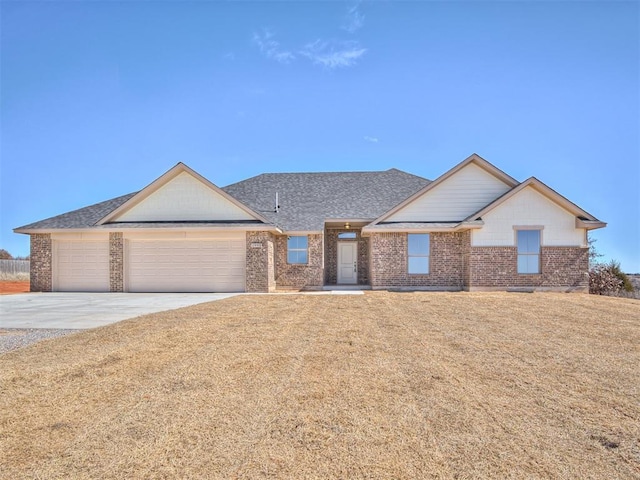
[
  {"x1": 54, "y1": 236, "x2": 246, "y2": 292},
  {"x1": 127, "y1": 238, "x2": 245, "y2": 293}
]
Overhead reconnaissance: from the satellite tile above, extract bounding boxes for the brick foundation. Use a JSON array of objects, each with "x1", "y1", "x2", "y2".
[
  {"x1": 369, "y1": 232, "x2": 465, "y2": 289},
  {"x1": 30, "y1": 233, "x2": 52, "y2": 292},
  {"x1": 468, "y1": 246, "x2": 589, "y2": 291},
  {"x1": 324, "y1": 228, "x2": 370, "y2": 285},
  {"x1": 246, "y1": 231, "x2": 276, "y2": 293},
  {"x1": 109, "y1": 232, "x2": 124, "y2": 292},
  {"x1": 275, "y1": 234, "x2": 324, "y2": 289}
]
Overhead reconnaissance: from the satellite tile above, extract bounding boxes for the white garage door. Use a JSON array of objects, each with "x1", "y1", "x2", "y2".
[
  {"x1": 55, "y1": 240, "x2": 110, "y2": 292},
  {"x1": 127, "y1": 238, "x2": 246, "y2": 293}
]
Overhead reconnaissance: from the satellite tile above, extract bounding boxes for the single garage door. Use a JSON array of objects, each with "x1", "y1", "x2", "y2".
[
  {"x1": 127, "y1": 238, "x2": 246, "y2": 292},
  {"x1": 55, "y1": 240, "x2": 110, "y2": 292}
]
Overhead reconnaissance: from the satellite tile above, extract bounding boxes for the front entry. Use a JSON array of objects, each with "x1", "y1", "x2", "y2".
[{"x1": 337, "y1": 242, "x2": 357, "y2": 284}]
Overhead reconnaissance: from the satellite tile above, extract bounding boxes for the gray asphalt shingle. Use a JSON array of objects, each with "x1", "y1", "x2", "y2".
[
  {"x1": 15, "y1": 193, "x2": 137, "y2": 230},
  {"x1": 222, "y1": 169, "x2": 430, "y2": 231}
]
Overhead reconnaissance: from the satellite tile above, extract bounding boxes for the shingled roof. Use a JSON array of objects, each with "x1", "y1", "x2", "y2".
[
  {"x1": 15, "y1": 193, "x2": 138, "y2": 231},
  {"x1": 15, "y1": 168, "x2": 430, "y2": 232},
  {"x1": 222, "y1": 168, "x2": 430, "y2": 232}
]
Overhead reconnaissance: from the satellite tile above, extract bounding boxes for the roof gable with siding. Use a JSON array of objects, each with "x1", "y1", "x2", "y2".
[
  {"x1": 377, "y1": 154, "x2": 517, "y2": 223},
  {"x1": 471, "y1": 184, "x2": 588, "y2": 247},
  {"x1": 99, "y1": 163, "x2": 266, "y2": 224}
]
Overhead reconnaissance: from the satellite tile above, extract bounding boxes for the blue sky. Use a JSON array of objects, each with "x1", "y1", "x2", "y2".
[{"x1": 1, "y1": 1, "x2": 638, "y2": 271}]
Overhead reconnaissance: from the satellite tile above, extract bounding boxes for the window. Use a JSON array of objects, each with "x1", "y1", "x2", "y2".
[
  {"x1": 517, "y1": 229, "x2": 541, "y2": 274},
  {"x1": 338, "y1": 232, "x2": 356, "y2": 239},
  {"x1": 287, "y1": 236, "x2": 308, "y2": 264},
  {"x1": 408, "y1": 233, "x2": 430, "y2": 274}
]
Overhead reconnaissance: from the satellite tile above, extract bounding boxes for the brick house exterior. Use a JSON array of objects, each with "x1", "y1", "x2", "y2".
[
  {"x1": 15, "y1": 154, "x2": 604, "y2": 293},
  {"x1": 369, "y1": 232, "x2": 466, "y2": 290},
  {"x1": 324, "y1": 228, "x2": 370, "y2": 286}
]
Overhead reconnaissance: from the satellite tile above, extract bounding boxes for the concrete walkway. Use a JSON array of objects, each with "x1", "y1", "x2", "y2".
[{"x1": 0, "y1": 292, "x2": 239, "y2": 329}]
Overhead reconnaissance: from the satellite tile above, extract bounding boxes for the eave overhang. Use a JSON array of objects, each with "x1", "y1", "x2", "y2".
[
  {"x1": 14, "y1": 223, "x2": 283, "y2": 235},
  {"x1": 576, "y1": 219, "x2": 607, "y2": 230},
  {"x1": 361, "y1": 220, "x2": 484, "y2": 236}
]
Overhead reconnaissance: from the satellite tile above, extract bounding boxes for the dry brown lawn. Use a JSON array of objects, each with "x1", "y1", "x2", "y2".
[{"x1": 1, "y1": 292, "x2": 639, "y2": 479}]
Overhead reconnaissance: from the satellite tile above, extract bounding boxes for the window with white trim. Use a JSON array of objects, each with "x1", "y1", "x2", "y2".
[
  {"x1": 517, "y1": 229, "x2": 541, "y2": 274},
  {"x1": 408, "y1": 233, "x2": 430, "y2": 274},
  {"x1": 287, "y1": 236, "x2": 308, "y2": 264}
]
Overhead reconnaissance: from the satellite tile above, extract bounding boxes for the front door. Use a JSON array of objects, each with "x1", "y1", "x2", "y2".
[{"x1": 337, "y1": 242, "x2": 357, "y2": 284}]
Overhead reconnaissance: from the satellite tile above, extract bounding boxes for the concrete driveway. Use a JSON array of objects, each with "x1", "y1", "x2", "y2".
[{"x1": 0, "y1": 292, "x2": 239, "y2": 329}]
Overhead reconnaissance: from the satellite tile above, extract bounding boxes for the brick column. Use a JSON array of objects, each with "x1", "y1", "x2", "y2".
[
  {"x1": 109, "y1": 232, "x2": 124, "y2": 292},
  {"x1": 461, "y1": 230, "x2": 472, "y2": 290},
  {"x1": 30, "y1": 233, "x2": 52, "y2": 292},
  {"x1": 246, "y1": 231, "x2": 275, "y2": 293}
]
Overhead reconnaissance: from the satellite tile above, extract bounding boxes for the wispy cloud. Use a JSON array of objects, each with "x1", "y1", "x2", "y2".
[
  {"x1": 223, "y1": 52, "x2": 235, "y2": 61},
  {"x1": 300, "y1": 40, "x2": 366, "y2": 69},
  {"x1": 253, "y1": 29, "x2": 295, "y2": 64},
  {"x1": 342, "y1": 3, "x2": 364, "y2": 33},
  {"x1": 364, "y1": 136, "x2": 379, "y2": 143}
]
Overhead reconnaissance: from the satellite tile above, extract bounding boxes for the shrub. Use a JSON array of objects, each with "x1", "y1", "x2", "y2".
[
  {"x1": 605, "y1": 261, "x2": 634, "y2": 293},
  {"x1": 589, "y1": 264, "x2": 622, "y2": 295},
  {"x1": 589, "y1": 261, "x2": 633, "y2": 295}
]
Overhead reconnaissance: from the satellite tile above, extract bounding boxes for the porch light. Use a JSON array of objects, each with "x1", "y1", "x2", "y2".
[{"x1": 345, "y1": 222, "x2": 350, "y2": 229}]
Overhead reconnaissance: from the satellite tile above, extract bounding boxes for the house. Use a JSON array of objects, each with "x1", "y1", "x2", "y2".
[{"x1": 14, "y1": 154, "x2": 605, "y2": 293}]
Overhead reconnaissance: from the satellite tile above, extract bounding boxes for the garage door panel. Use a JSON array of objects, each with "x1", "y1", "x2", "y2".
[
  {"x1": 55, "y1": 241, "x2": 109, "y2": 292},
  {"x1": 127, "y1": 238, "x2": 246, "y2": 293}
]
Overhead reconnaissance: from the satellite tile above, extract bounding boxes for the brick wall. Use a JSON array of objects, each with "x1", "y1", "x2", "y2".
[
  {"x1": 246, "y1": 231, "x2": 276, "y2": 293},
  {"x1": 324, "y1": 228, "x2": 370, "y2": 285},
  {"x1": 109, "y1": 232, "x2": 124, "y2": 292},
  {"x1": 30, "y1": 233, "x2": 52, "y2": 292},
  {"x1": 275, "y1": 234, "x2": 324, "y2": 288},
  {"x1": 369, "y1": 232, "x2": 465, "y2": 288},
  {"x1": 468, "y1": 246, "x2": 589, "y2": 290},
  {"x1": 461, "y1": 230, "x2": 471, "y2": 288}
]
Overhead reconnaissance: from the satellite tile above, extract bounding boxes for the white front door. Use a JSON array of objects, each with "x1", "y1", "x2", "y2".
[{"x1": 337, "y1": 242, "x2": 357, "y2": 284}]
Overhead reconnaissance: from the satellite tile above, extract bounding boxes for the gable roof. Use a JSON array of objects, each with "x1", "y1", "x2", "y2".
[
  {"x1": 98, "y1": 163, "x2": 268, "y2": 225},
  {"x1": 222, "y1": 168, "x2": 430, "y2": 232},
  {"x1": 14, "y1": 156, "x2": 604, "y2": 235},
  {"x1": 463, "y1": 176, "x2": 606, "y2": 229},
  {"x1": 15, "y1": 166, "x2": 429, "y2": 233},
  {"x1": 369, "y1": 153, "x2": 519, "y2": 225}
]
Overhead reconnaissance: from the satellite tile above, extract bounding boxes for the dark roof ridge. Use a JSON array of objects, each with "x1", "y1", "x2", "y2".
[{"x1": 224, "y1": 168, "x2": 430, "y2": 188}]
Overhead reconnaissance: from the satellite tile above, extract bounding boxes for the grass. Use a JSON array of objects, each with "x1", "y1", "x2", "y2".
[
  {"x1": 1, "y1": 292, "x2": 639, "y2": 479},
  {"x1": 0, "y1": 272, "x2": 29, "y2": 281}
]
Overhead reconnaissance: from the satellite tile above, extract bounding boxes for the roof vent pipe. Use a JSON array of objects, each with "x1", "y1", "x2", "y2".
[{"x1": 275, "y1": 192, "x2": 280, "y2": 213}]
